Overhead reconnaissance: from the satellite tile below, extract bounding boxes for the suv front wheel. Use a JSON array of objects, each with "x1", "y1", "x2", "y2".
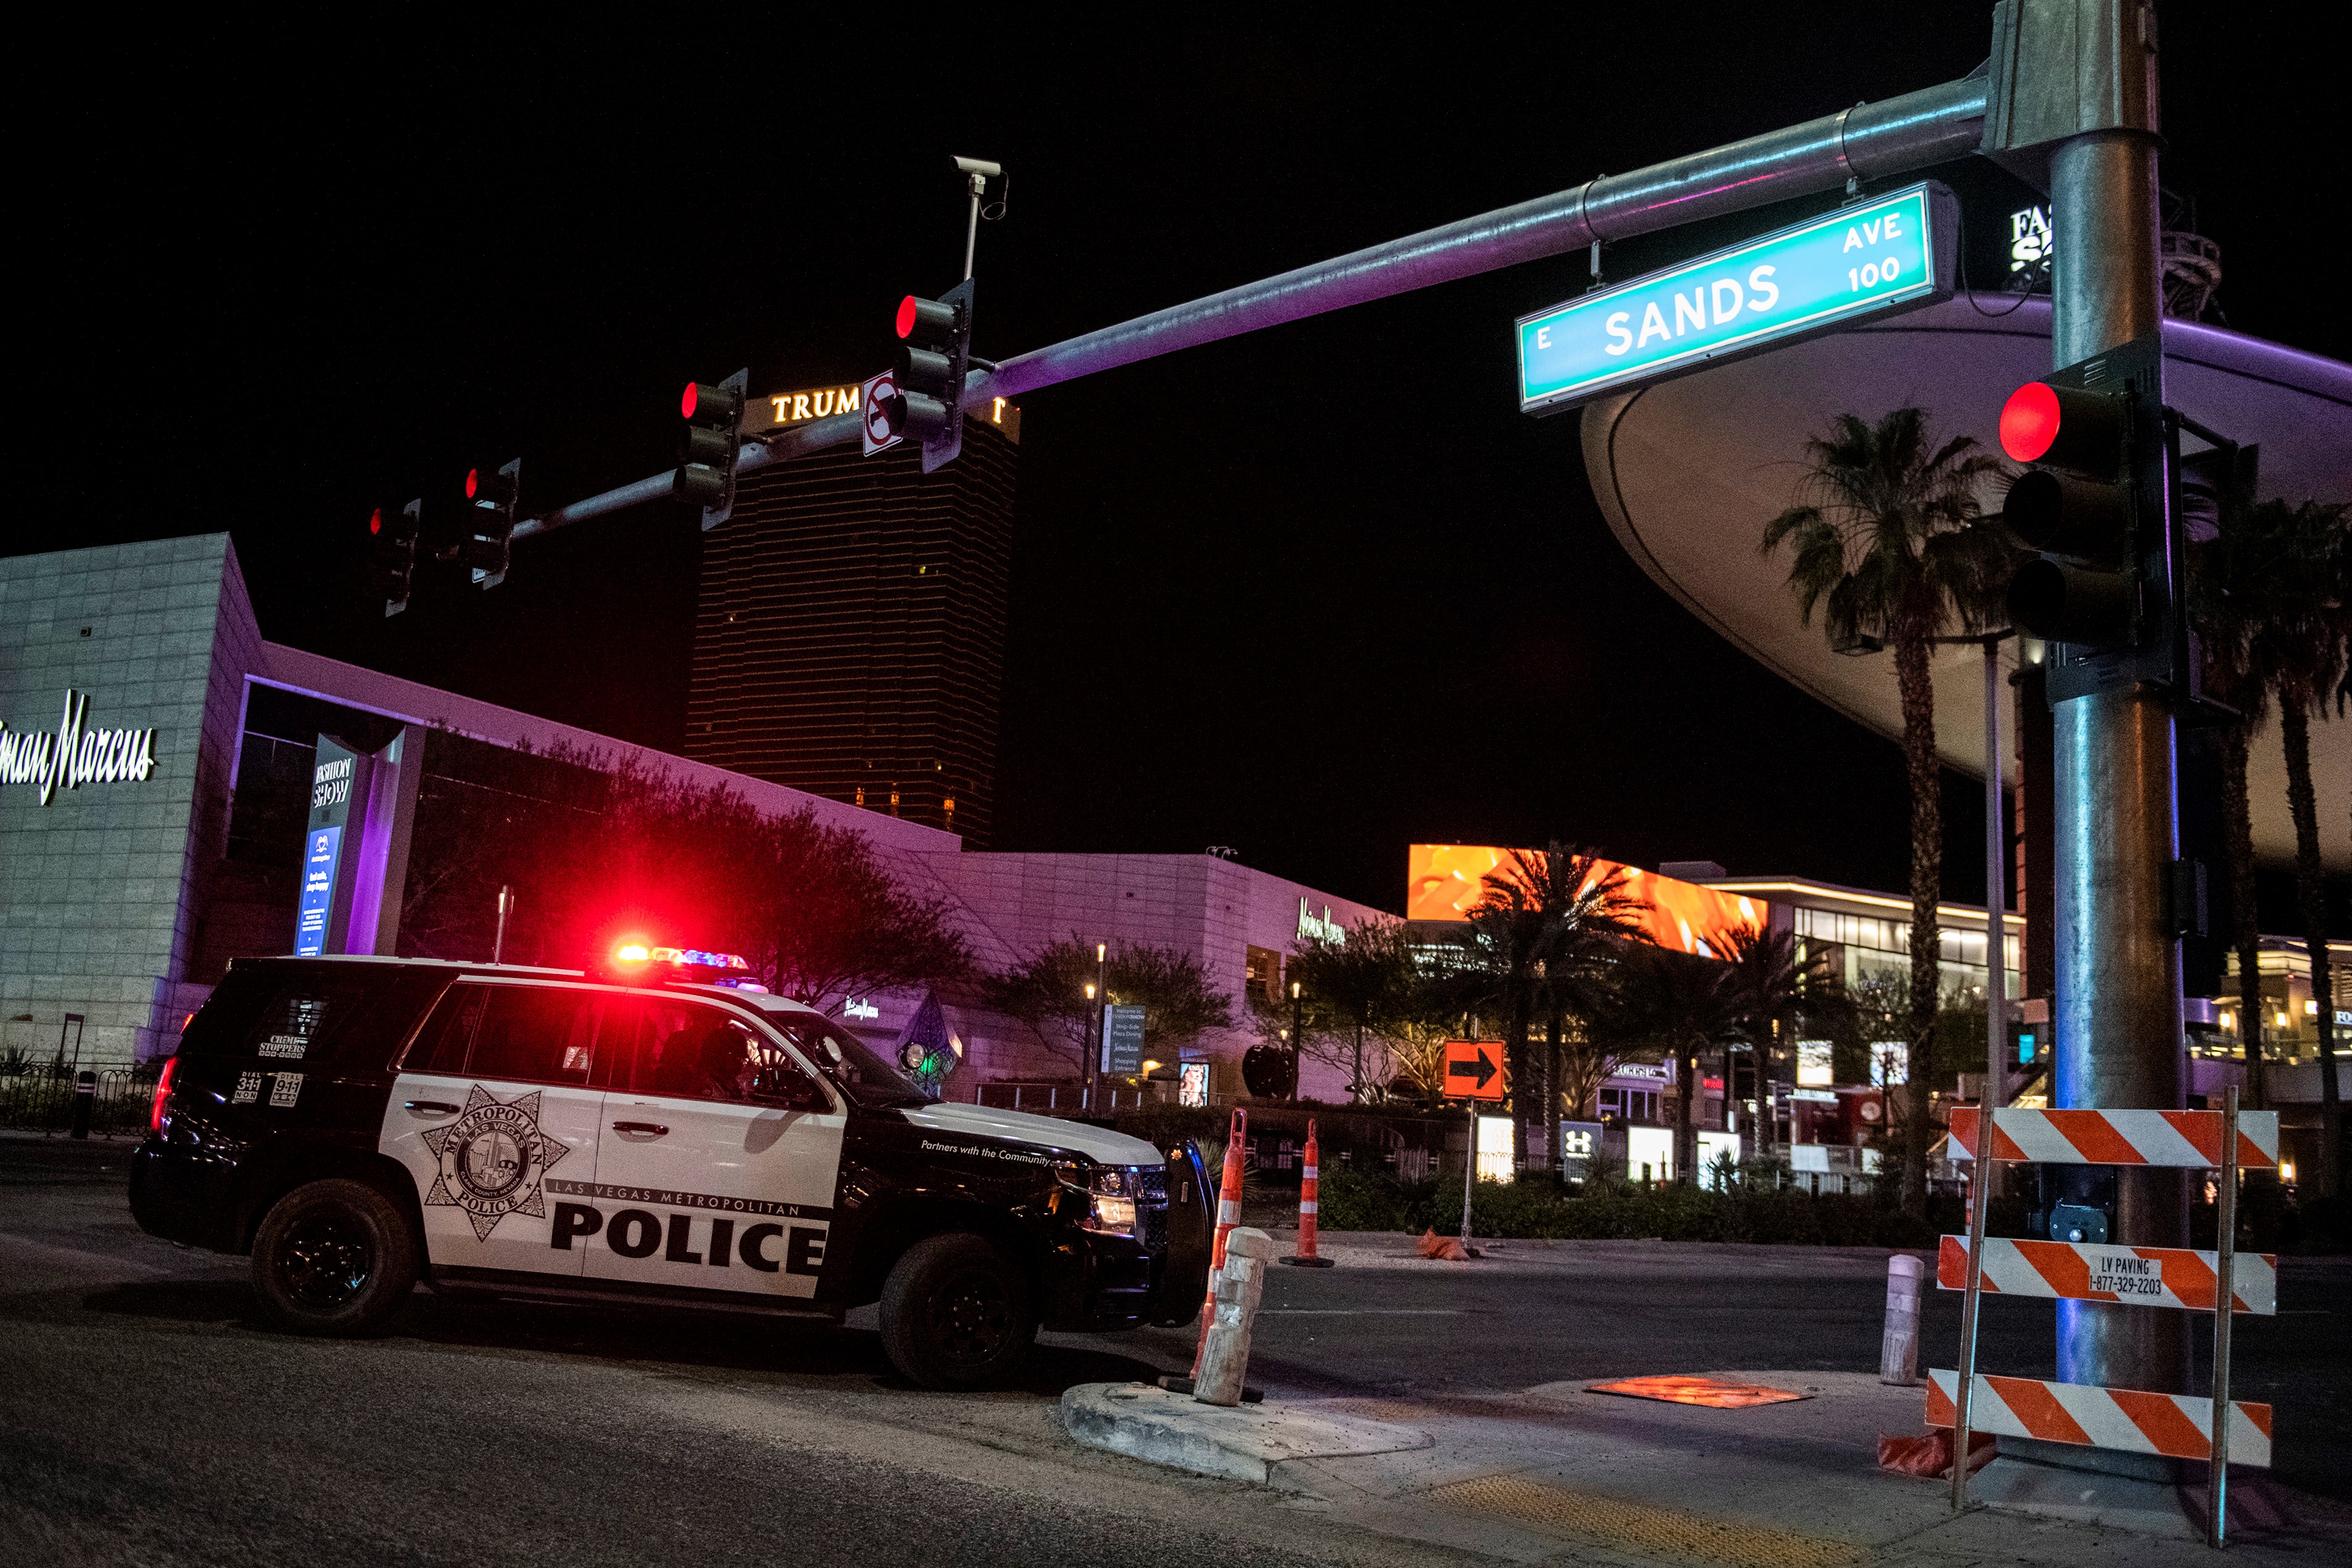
[
  {"x1": 877, "y1": 1232, "x2": 1037, "y2": 1390},
  {"x1": 251, "y1": 1178, "x2": 418, "y2": 1337}
]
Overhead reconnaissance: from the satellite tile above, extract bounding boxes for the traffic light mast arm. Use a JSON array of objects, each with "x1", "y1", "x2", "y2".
[
  {"x1": 508, "y1": 411, "x2": 856, "y2": 545},
  {"x1": 509, "y1": 71, "x2": 1984, "y2": 541}
]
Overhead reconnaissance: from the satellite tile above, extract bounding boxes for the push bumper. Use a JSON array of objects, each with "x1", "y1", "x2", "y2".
[{"x1": 1040, "y1": 1226, "x2": 1164, "y2": 1333}]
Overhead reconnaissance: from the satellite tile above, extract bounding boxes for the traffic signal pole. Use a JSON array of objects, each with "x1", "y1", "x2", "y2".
[{"x1": 2046, "y1": 119, "x2": 2191, "y2": 1422}]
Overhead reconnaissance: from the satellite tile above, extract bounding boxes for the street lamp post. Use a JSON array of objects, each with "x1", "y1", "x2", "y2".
[
  {"x1": 1289, "y1": 980, "x2": 1304, "y2": 1102},
  {"x1": 1087, "y1": 941, "x2": 1108, "y2": 1111},
  {"x1": 1082, "y1": 982, "x2": 1097, "y2": 1109}
]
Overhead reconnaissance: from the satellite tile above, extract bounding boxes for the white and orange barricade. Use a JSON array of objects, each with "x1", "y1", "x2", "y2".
[
  {"x1": 1948, "y1": 1106, "x2": 2278, "y2": 1169},
  {"x1": 1936, "y1": 1235, "x2": 2276, "y2": 1316},
  {"x1": 1281, "y1": 1119, "x2": 1336, "y2": 1269},
  {"x1": 1928, "y1": 1370, "x2": 2272, "y2": 1470},
  {"x1": 1934, "y1": 1095, "x2": 2275, "y2": 1545},
  {"x1": 1191, "y1": 1108, "x2": 1248, "y2": 1374}
]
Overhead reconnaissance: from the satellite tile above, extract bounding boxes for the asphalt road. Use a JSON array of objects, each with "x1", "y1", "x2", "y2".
[{"x1": 5, "y1": 1132, "x2": 2346, "y2": 1568}]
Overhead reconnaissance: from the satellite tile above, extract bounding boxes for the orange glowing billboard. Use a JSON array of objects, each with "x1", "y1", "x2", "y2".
[{"x1": 1405, "y1": 844, "x2": 1767, "y2": 956}]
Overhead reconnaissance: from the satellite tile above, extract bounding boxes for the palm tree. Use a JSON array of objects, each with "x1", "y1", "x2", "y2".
[
  {"x1": 1469, "y1": 846, "x2": 1654, "y2": 1170},
  {"x1": 1712, "y1": 922, "x2": 1855, "y2": 1163},
  {"x1": 2189, "y1": 488, "x2": 2285, "y2": 1111},
  {"x1": 1759, "y1": 407, "x2": 2009, "y2": 1216},
  {"x1": 1464, "y1": 869, "x2": 1545, "y2": 1162},
  {"x1": 2241, "y1": 500, "x2": 2351, "y2": 1195},
  {"x1": 1591, "y1": 942, "x2": 1741, "y2": 1183}
]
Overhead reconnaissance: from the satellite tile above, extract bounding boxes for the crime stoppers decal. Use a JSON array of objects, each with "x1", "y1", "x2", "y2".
[{"x1": 423, "y1": 1085, "x2": 571, "y2": 1241}]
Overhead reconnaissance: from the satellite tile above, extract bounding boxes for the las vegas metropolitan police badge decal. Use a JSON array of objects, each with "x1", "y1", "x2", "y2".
[{"x1": 422, "y1": 1084, "x2": 571, "y2": 1240}]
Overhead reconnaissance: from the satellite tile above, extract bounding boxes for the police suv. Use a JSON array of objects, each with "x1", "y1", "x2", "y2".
[{"x1": 131, "y1": 949, "x2": 1211, "y2": 1388}]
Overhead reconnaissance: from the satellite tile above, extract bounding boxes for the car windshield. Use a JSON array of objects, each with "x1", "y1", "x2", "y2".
[{"x1": 767, "y1": 1012, "x2": 927, "y2": 1107}]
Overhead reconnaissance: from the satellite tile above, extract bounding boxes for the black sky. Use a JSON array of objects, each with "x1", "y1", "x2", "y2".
[{"x1": 20, "y1": 8, "x2": 2348, "y2": 922}]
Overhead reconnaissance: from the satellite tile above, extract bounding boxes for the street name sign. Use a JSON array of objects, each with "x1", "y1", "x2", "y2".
[
  {"x1": 1442, "y1": 1040, "x2": 1504, "y2": 1101},
  {"x1": 1517, "y1": 181, "x2": 1956, "y2": 415}
]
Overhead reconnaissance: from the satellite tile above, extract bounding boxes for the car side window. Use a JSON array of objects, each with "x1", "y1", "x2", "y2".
[
  {"x1": 624, "y1": 999, "x2": 822, "y2": 1109},
  {"x1": 460, "y1": 986, "x2": 600, "y2": 1087},
  {"x1": 403, "y1": 984, "x2": 488, "y2": 1074}
]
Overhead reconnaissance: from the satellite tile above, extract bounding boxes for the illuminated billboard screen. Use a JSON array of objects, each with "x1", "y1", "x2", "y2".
[{"x1": 1406, "y1": 844, "x2": 1765, "y2": 955}]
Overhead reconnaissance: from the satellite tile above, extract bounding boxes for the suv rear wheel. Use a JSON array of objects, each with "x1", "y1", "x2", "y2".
[
  {"x1": 251, "y1": 1178, "x2": 418, "y2": 1337},
  {"x1": 877, "y1": 1232, "x2": 1037, "y2": 1390}
]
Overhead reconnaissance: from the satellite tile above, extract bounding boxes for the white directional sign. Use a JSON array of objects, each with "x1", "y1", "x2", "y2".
[
  {"x1": 860, "y1": 369, "x2": 902, "y2": 456},
  {"x1": 1517, "y1": 182, "x2": 1956, "y2": 415}
]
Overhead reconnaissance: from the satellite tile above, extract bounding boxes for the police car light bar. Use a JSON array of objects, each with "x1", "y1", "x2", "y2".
[{"x1": 604, "y1": 942, "x2": 760, "y2": 988}]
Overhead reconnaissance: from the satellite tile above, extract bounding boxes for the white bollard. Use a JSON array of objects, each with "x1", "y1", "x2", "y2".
[
  {"x1": 1880, "y1": 1253, "x2": 1923, "y2": 1386},
  {"x1": 1194, "y1": 1227, "x2": 1273, "y2": 1407}
]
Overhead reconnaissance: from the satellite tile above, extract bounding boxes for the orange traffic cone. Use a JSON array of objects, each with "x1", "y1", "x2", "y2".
[
  {"x1": 1191, "y1": 1107, "x2": 1248, "y2": 1375},
  {"x1": 1281, "y1": 1119, "x2": 1335, "y2": 1268}
]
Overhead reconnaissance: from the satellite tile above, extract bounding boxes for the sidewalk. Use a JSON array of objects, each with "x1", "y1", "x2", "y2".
[{"x1": 1065, "y1": 1372, "x2": 2352, "y2": 1566}]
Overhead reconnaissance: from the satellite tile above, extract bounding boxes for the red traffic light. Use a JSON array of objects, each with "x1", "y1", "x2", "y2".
[
  {"x1": 897, "y1": 294, "x2": 956, "y2": 343},
  {"x1": 681, "y1": 382, "x2": 699, "y2": 418},
  {"x1": 1999, "y1": 382, "x2": 2062, "y2": 462},
  {"x1": 465, "y1": 467, "x2": 480, "y2": 499},
  {"x1": 369, "y1": 507, "x2": 382, "y2": 535},
  {"x1": 1998, "y1": 378, "x2": 2125, "y2": 473}
]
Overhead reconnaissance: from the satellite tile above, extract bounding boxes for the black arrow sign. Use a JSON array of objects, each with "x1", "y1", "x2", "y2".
[{"x1": 1447, "y1": 1048, "x2": 1498, "y2": 1090}]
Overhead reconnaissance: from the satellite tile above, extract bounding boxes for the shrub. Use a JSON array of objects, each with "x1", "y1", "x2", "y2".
[
  {"x1": 1314, "y1": 1167, "x2": 1419, "y2": 1232},
  {"x1": 1312, "y1": 1169, "x2": 1960, "y2": 1248}
]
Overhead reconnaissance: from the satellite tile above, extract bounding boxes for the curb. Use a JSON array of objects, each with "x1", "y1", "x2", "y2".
[{"x1": 1061, "y1": 1382, "x2": 1433, "y2": 1485}]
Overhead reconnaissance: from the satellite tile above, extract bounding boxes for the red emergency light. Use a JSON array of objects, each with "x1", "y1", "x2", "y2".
[{"x1": 603, "y1": 941, "x2": 758, "y2": 988}]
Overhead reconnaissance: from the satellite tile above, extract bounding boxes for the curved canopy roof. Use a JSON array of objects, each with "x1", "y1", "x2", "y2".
[{"x1": 1583, "y1": 295, "x2": 2351, "y2": 870}]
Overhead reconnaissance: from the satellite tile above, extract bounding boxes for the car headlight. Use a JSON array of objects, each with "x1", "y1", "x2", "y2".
[{"x1": 1057, "y1": 1164, "x2": 1140, "y2": 1235}]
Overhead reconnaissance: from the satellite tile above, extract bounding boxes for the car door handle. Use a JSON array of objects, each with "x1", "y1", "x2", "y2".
[
  {"x1": 406, "y1": 1101, "x2": 460, "y2": 1117},
  {"x1": 612, "y1": 1120, "x2": 669, "y2": 1137}
]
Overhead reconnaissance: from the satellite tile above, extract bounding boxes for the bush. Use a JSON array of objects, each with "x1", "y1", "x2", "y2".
[{"x1": 1313, "y1": 1168, "x2": 1963, "y2": 1248}]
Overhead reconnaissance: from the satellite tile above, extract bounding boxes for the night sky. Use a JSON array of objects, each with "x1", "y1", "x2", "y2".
[{"x1": 22, "y1": 9, "x2": 2348, "y2": 922}]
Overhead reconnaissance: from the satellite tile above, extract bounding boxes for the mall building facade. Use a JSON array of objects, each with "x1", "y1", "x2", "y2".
[{"x1": 1, "y1": 536, "x2": 1383, "y2": 1102}]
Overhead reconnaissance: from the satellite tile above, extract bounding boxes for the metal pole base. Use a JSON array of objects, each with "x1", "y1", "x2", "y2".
[{"x1": 1967, "y1": 1452, "x2": 2203, "y2": 1543}]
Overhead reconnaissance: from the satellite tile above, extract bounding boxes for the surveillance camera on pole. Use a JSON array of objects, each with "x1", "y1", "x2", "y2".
[
  {"x1": 675, "y1": 369, "x2": 748, "y2": 531},
  {"x1": 953, "y1": 155, "x2": 1003, "y2": 281}
]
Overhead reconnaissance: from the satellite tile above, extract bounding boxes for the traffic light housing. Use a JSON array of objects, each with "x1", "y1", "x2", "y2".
[
  {"x1": 368, "y1": 499, "x2": 422, "y2": 617},
  {"x1": 462, "y1": 459, "x2": 520, "y2": 590},
  {"x1": 892, "y1": 277, "x2": 974, "y2": 472},
  {"x1": 1999, "y1": 333, "x2": 2177, "y2": 699},
  {"x1": 675, "y1": 369, "x2": 747, "y2": 530}
]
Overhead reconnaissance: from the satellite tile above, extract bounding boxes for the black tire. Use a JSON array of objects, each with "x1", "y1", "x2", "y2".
[
  {"x1": 877, "y1": 1232, "x2": 1037, "y2": 1390},
  {"x1": 250, "y1": 1178, "x2": 418, "y2": 1337}
]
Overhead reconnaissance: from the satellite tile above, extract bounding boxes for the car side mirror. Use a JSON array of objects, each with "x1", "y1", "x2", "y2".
[{"x1": 753, "y1": 1064, "x2": 826, "y2": 1111}]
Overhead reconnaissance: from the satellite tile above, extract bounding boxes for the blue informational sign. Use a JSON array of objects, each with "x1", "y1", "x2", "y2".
[
  {"x1": 1100, "y1": 1004, "x2": 1147, "y2": 1075},
  {"x1": 295, "y1": 826, "x2": 342, "y2": 957},
  {"x1": 1517, "y1": 182, "x2": 1955, "y2": 415}
]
